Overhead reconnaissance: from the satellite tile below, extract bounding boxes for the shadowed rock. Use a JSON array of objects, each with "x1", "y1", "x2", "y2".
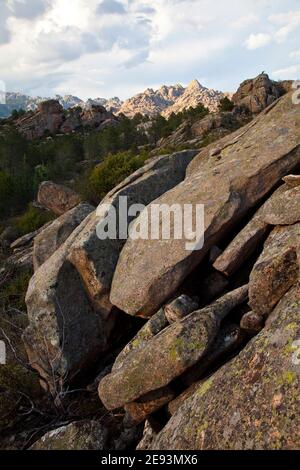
[
  {"x1": 152, "y1": 283, "x2": 300, "y2": 450},
  {"x1": 33, "y1": 203, "x2": 94, "y2": 270},
  {"x1": 214, "y1": 180, "x2": 300, "y2": 276},
  {"x1": 68, "y1": 150, "x2": 198, "y2": 316},
  {"x1": 249, "y1": 223, "x2": 300, "y2": 316},
  {"x1": 164, "y1": 295, "x2": 198, "y2": 323},
  {"x1": 99, "y1": 285, "x2": 248, "y2": 410},
  {"x1": 38, "y1": 181, "x2": 82, "y2": 216},
  {"x1": 23, "y1": 213, "x2": 117, "y2": 394},
  {"x1": 30, "y1": 421, "x2": 108, "y2": 450},
  {"x1": 240, "y1": 311, "x2": 264, "y2": 335},
  {"x1": 124, "y1": 386, "x2": 175, "y2": 427}
]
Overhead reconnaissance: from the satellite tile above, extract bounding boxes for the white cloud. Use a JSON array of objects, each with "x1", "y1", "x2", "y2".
[
  {"x1": 1, "y1": 1, "x2": 300, "y2": 99},
  {"x1": 273, "y1": 64, "x2": 300, "y2": 78},
  {"x1": 231, "y1": 14, "x2": 259, "y2": 30},
  {"x1": 290, "y1": 50, "x2": 300, "y2": 59},
  {"x1": 269, "y1": 11, "x2": 300, "y2": 43},
  {"x1": 244, "y1": 33, "x2": 272, "y2": 50}
]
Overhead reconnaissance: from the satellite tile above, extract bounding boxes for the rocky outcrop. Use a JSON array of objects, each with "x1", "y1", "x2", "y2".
[
  {"x1": 15, "y1": 100, "x2": 117, "y2": 140},
  {"x1": 37, "y1": 181, "x2": 82, "y2": 216},
  {"x1": 24, "y1": 150, "x2": 199, "y2": 393},
  {"x1": 98, "y1": 285, "x2": 248, "y2": 411},
  {"x1": 157, "y1": 111, "x2": 241, "y2": 150},
  {"x1": 30, "y1": 421, "x2": 108, "y2": 450},
  {"x1": 110, "y1": 92, "x2": 300, "y2": 317},
  {"x1": 23, "y1": 212, "x2": 117, "y2": 394},
  {"x1": 33, "y1": 203, "x2": 94, "y2": 270},
  {"x1": 162, "y1": 80, "x2": 224, "y2": 118},
  {"x1": 152, "y1": 283, "x2": 300, "y2": 450},
  {"x1": 16, "y1": 100, "x2": 64, "y2": 140},
  {"x1": 249, "y1": 223, "x2": 300, "y2": 316},
  {"x1": 232, "y1": 73, "x2": 286, "y2": 114},
  {"x1": 118, "y1": 80, "x2": 223, "y2": 118},
  {"x1": 67, "y1": 150, "x2": 199, "y2": 316},
  {"x1": 118, "y1": 84, "x2": 184, "y2": 118}
]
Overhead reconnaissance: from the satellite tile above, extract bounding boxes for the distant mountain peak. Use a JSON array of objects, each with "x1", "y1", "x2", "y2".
[
  {"x1": 186, "y1": 79, "x2": 204, "y2": 90},
  {"x1": 0, "y1": 79, "x2": 225, "y2": 119}
]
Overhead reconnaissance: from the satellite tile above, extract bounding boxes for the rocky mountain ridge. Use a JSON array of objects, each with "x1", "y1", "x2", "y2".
[{"x1": 0, "y1": 80, "x2": 224, "y2": 119}]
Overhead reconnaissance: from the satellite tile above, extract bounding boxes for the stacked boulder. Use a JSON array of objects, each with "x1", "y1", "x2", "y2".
[{"x1": 22, "y1": 88, "x2": 300, "y2": 449}]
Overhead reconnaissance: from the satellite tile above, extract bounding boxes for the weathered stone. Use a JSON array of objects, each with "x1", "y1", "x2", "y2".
[
  {"x1": 232, "y1": 73, "x2": 284, "y2": 114},
  {"x1": 213, "y1": 215, "x2": 270, "y2": 276},
  {"x1": 164, "y1": 295, "x2": 198, "y2": 324},
  {"x1": 16, "y1": 100, "x2": 64, "y2": 140},
  {"x1": 23, "y1": 212, "x2": 117, "y2": 394},
  {"x1": 213, "y1": 182, "x2": 300, "y2": 277},
  {"x1": 113, "y1": 307, "x2": 168, "y2": 372},
  {"x1": 15, "y1": 100, "x2": 117, "y2": 140},
  {"x1": 136, "y1": 421, "x2": 157, "y2": 450},
  {"x1": 124, "y1": 386, "x2": 175, "y2": 426},
  {"x1": 180, "y1": 323, "x2": 244, "y2": 387},
  {"x1": 198, "y1": 271, "x2": 229, "y2": 305},
  {"x1": 68, "y1": 150, "x2": 198, "y2": 316},
  {"x1": 30, "y1": 420, "x2": 108, "y2": 450},
  {"x1": 33, "y1": 203, "x2": 94, "y2": 270},
  {"x1": 37, "y1": 181, "x2": 82, "y2": 216},
  {"x1": 111, "y1": 92, "x2": 300, "y2": 317},
  {"x1": 99, "y1": 285, "x2": 248, "y2": 410},
  {"x1": 249, "y1": 223, "x2": 300, "y2": 316},
  {"x1": 261, "y1": 185, "x2": 300, "y2": 225},
  {"x1": 283, "y1": 174, "x2": 300, "y2": 188},
  {"x1": 240, "y1": 311, "x2": 264, "y2": 335},
  {"x1": 152, "y1": 283, "x2": 300, "y2": 450}
]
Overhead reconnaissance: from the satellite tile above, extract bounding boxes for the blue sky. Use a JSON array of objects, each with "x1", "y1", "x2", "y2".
[{"x1": 0, "y1": 0, "x2": 300, "y2": 99}]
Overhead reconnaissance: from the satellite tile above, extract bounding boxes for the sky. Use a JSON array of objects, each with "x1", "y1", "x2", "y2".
[{"x1": 0, "y1": 0, "x2": 300, "y2": 100}]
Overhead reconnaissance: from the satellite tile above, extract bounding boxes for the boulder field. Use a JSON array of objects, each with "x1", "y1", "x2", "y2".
[{"x1": 21, "y1": 89, "x2": 300, "y2": 449}]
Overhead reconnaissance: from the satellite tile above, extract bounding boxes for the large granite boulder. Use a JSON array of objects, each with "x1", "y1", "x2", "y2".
[
  {"x1": 37, "y1": 181, "x2": 82, "y2": 216},
  {"x1": 16, "y1": 100, "x2": 64, "y2": 140},
  {"x1": 249, "y1": 223, "x2": 300, "y2": 316},
  {"x1": 232, "y1": 73, "x2": 285, "y2": 114},
  {"x1": 67, "y1": 150, "x2": 198, "y2": 316},
  {"x1": 110, "y1": 92, "x2": 300, "y2": 317},
  {"x1": 33, "y1": 202, "x2": 94, "y2": 270},
  {"x1": 99, "y1": 286, "x2": 248, "y2": 410},
  {"x1": 23, "y1": 213, "x2": 117, "y2": 394},
  {"x1": 152, "y1": 282, "x2": 300, "y2": 450},
  {"x1": 24, "y1": 151, "x2": 198, "y2": 392},
  {"x1": 213, "y1": 181, "x2": 298, "y2": 277}
]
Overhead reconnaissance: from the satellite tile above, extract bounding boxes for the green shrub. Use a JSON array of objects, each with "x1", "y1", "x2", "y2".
[
  {"x1": 14, "y1": 205, "x2": 54, "y2": 237},
  {"x1": 86, "y1": 150, "x2": 149, "y2": 203},
  {"x1": 0, "y1": 267, "x2": 32, "y2": 311},
  {"x1": 218, "y1": 97, "x2": 234, "y2": 112}
]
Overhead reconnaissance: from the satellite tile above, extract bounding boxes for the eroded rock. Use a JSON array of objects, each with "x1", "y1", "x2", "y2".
[
  {"x1": 249, "y1": 223, "x2": 300, "y2": 316},
  {"x1": 68, "y1": 150, "x2": 199, "y2": 316},
  {"x1": 152, "y1": 283, "x2": 300, "y2": 450},
  {"x1": 99, "y1": 285, "x2": 248, "y2": 410},
  {"x1": 37, "y1": 181, "x2": 82, "y2": 216},
  {"x1": 30, "y1": 420, "x2": 108, "y2": 450},
  {"x1": 111, "y1": 92, "x2": 300, "y2": 316},
  {"x1": 33, "y1": 202, "x2": 94, "y2": 270}
]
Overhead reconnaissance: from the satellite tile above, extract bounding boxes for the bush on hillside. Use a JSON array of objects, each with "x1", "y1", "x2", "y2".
[{"x1": 85, "y1": 150, "x2": 149, "y2": 203}]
